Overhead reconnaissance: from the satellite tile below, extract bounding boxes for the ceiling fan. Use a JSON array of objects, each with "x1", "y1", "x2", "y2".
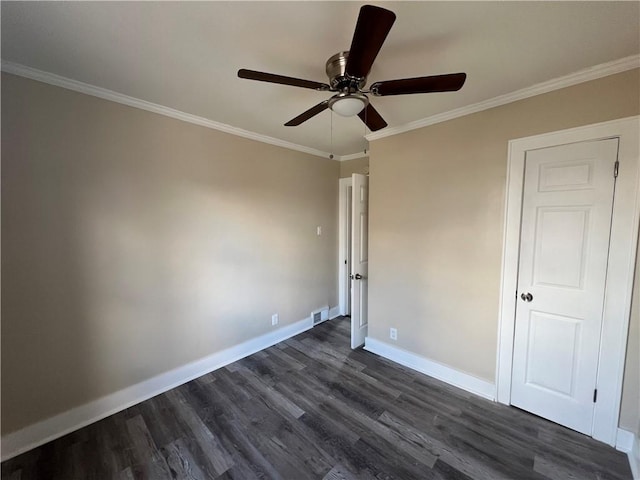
[{"x1": 237, "y1": 5, "x2": 466, "y2": 132}]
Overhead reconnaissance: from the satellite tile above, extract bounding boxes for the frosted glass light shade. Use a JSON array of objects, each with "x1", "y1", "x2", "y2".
[{"x1": 330, "y1": 97, "x2": 366, "y2": 117}]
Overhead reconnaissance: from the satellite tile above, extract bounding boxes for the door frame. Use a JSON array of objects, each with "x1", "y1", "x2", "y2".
[
  {"x1": 338, "y1": 177, "x2": 353, "y2": 316},
  {"x1": 496, "y1": 116, "x2": 640, "y2": 446}
]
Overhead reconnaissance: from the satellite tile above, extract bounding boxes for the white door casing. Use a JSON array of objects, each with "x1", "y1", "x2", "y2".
[
  {"x1": 338, "y1": 177, "x2": 353, "y2": 317},
  {"x1": 351, "y1": 173, "x2": 369, "y2": 349},
  {"x1": 510, "y1": 139, "x2": 618, "y2": 435},
  {"x1": 496, "y1": 116, "x2": 640, "y2": 446}
]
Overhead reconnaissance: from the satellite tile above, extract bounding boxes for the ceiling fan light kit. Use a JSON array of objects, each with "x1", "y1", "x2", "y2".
[
  {"x1": 329, "y1": 92, "x2": 368, "y2": 117},
  {"x1": 238, "y1": 5, "x2": 467, "y2": 131}
]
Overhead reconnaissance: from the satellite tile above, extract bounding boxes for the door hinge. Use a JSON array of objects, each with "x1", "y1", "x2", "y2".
[
  {"x1": 614, "y1": 160, "x2": 619, "y2": 178},
  {"x1": 593, "y1": 389, "x2": 598, "y2": 403}
]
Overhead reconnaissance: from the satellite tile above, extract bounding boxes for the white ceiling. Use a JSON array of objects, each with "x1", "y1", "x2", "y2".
[{"x1": 2, "y1": 2, "x2": 639, "y2": 157}]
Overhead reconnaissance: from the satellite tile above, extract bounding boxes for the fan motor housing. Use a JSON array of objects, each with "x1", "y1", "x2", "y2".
[{"x1": 326, "y1": 51, "x2": 366, "y2": 91}]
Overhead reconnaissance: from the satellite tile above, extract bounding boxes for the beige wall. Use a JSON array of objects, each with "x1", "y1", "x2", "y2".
[
  {"x1": 1, "y1": 73, "x2": 339, "y2": 434},
  {"x1": 368, "y1": 69, "x2": 640, "y2": 431},
  {"x1": 340, "y1": 156, "x2": 369, "y2": 178}
]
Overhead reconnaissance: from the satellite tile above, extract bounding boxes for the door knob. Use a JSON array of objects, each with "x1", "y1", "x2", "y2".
[
  {"x1": 520, "y1": 292, "x2": 533, "y2": 302},
  {"x1": 355, "y1": 273, "x2": 363, "y2": 280}
]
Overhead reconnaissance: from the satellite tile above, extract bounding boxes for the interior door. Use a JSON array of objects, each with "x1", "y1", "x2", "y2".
[
  {"x1": 511, "y1": 138, "x2": 618, "y2": 434},
  {"x1": 351, "y1": 173, "x2": 369, "y2": 348}
]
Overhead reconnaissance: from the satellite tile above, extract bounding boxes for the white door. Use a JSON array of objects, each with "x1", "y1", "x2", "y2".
[
  {"x1": 351, "y1": 173, "x2": 369, "y2": 348},
  {"x1": 511, "y1": 138, "x2": 618, "y2": 434}
]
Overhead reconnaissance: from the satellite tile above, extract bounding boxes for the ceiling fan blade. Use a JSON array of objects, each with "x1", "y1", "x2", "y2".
[
  {"x1": 238, "y1": 69, "x2": 330, "y2": 91},
  {"x1": 345, "y1": 5, "x2": 396, "y2": 79},
  {"x1": 371, "y1": 73, "x2": 467, "y2": 96},
  {"x1": 358, "y1": 103, "x2": 387, "y2": 131},
  {"x1": 285, "y1": 100, "x2": 330, "y2": 126}
]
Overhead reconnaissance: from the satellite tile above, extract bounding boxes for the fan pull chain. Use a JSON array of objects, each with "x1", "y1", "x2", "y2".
[{"x1": 329, "y1": 110, "x2": 334, "y2": 159}]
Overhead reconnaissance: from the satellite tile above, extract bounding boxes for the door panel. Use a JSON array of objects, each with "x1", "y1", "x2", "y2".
[
  {"x1": 351, "y1": 173, "x2": 369, "y2": 349},
  {"x1": 511, "y1": 138, "x2": 618, "y2": 434},
  {"x1": 533, "y1": 207, "x2": 589, "y2": 288},
  {"x1": 525, "y1": 311, "x2": 581, "y2": 396}
]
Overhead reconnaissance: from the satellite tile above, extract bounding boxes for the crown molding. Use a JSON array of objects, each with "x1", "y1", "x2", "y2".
[
  {"x1": 4, "y1": 55, "x2": 638, "y2": 158},
  {"x1": 338, "y1": 152, "x2": 369, "y2": 162},
  {"x1": 1, "y1": 60, "x2": 334, "y2": 160},
  {"x1": 366, "y1": 54, "x2": 640, "y2": 142}
]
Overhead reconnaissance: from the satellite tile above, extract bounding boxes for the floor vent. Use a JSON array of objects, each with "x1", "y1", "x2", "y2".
[{"x1": 312, "y1": 307, "x2": 329, "y2": 326}]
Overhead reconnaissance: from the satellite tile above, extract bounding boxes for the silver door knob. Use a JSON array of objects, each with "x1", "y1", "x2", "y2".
[
  {"x1": 355, "y1": 273, "x2": 363, "y2": 280},
  {"x1": 520, "y1": 292, "x2": 533, "y2": 302}
]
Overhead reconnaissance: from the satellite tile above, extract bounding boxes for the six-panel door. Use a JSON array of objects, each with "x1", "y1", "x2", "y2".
[{"x1": 511, "y1": 138, "x2": 618, "y2": 434}]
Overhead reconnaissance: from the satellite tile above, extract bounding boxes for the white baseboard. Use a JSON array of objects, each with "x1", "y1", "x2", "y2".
[
  {"x1": 329, "y1": 305, "x2": 341, "y2": 319},
  {"x1": 1, "y1": 315, "x2": 317, "y2": 462},
  {"x1": 364, "y1": 337, "x2": 496, "y2": 401},
  {"x1": 617, "y1": 428, "x2": 640, "y2": 480}
]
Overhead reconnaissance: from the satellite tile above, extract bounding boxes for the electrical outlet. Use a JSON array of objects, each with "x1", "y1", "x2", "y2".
[
  {"x1": 316, "y1": 226, "x2": 322, "y2": 236},
  {"x1": 390, "y1": 328, "x2": 397, "y2": 340},
  {"x1": 272, "y1": 314, "x2": 279, "y2": 326}
]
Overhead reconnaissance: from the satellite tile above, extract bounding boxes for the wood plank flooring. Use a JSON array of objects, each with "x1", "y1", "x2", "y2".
[{"x1": 2, "y1": 317, "x2": 632, "y2": 479}]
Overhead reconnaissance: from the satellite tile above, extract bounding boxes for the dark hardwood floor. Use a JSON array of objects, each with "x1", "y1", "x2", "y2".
[{"x1": 2, "y1": 316, "x2": 632, "y2": 479}]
